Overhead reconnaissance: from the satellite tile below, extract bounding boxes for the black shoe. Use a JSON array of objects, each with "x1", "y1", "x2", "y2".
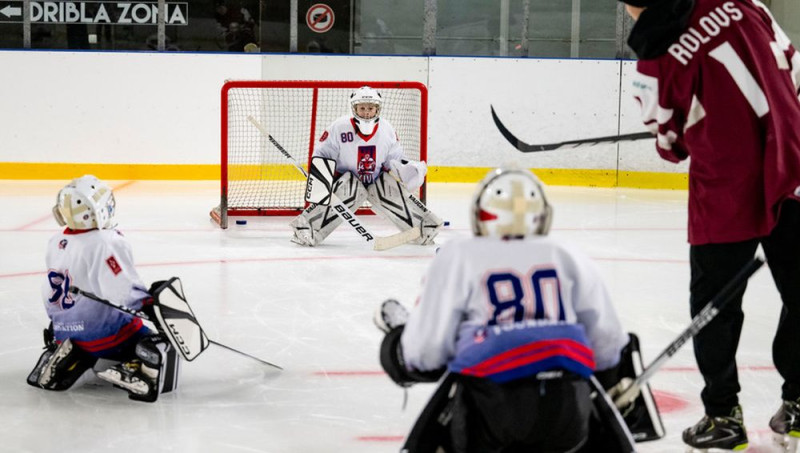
[
  {"x1": 770, "y1": 398, "x2": 800, "y2": 451},
  {"x1": 770, "y1": 398, "x2": 800, "y2": 436},
  {"x1": 682, "y1": 405, "x2": 748, "y2": 451}
]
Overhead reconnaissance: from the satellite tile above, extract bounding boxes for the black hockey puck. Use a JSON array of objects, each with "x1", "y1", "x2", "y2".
[
  {"x1": 444, "y1": 221, "x2": 450, "y2": 226},
  {"x1": 236, "y1": 220, "x2": 247, "y2": 225}
]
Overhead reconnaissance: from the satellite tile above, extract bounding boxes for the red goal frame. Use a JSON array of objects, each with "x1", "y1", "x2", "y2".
[{"x1": 212, "y1": 80, "x2": 428, "y2": 228}]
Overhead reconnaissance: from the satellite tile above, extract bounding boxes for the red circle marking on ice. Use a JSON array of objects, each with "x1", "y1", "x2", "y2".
[
  {"x1": 306, "y1": 4, "x2": 335, "y2": 33},
  {"x1": 653, "y1": 389, "x2": 690, "y2": 413}
]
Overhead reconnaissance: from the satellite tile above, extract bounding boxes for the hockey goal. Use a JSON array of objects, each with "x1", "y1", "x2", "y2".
[{"x1": 210, "y1": 80, "x2": 428, "y2": 229}]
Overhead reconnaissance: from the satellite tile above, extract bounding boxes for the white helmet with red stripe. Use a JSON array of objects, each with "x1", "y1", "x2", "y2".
[
  {"x1": 52, "y1": 175, "x2": 116, "y2": 230},
  {"x1": 471, "y1": 166, "x2": 552, "y2": 238}
]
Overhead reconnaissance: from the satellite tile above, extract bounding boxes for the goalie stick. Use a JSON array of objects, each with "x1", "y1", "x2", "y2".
[
  {"x1": 246, "y1": 115, "x2": 420, "y2": 251},
  {"x1": 69, "y1": 285, "x2": 283, "y2": 370},
  {"x1": 613, "y1": 255, "x2": 765, "y2": 407},
  {"x1": 491, "y1": 105, "x2": 654, "y2": 153}
]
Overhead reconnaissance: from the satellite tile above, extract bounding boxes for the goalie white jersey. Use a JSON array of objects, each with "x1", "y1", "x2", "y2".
[
  {"x1": 401, "y1": 236, "x2": 628, "y2": 380},
  {"x1": 41, "y1": 228, "x2": 150, "y2": 355},
  {"x1": 313, "y1": 115, "x2": 404, "y2": 185}
]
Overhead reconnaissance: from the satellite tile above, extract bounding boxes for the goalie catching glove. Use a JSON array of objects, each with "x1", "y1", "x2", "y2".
[{"x1": 387, "y1": 159, "x2": 427, "y2": 191}]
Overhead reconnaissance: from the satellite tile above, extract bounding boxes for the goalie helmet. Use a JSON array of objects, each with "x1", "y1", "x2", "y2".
[
  {"x1": 471, "y1": 166, "x2": 553, "y2": 238},
  {"x1": 350, "y1": 86, "x2": 382, "y2": 135},
  {"x1": 52, "y1": 175, "x2": 116, "y2": 230}
]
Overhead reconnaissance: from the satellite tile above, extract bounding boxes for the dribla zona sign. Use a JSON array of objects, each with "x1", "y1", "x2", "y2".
[{"x1": 0, "y1": 2, "x2": 189, "y2": 25}]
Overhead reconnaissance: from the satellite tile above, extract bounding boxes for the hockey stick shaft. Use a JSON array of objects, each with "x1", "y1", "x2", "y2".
[
  {"x1": 208, "y1": 340, "x2": 282, "y2": 369},
  {"x1": 614, "y1": 256, "x2": 765, "y2": 406},
  {"x1": 491, "y1": 105, "x2": 654, "y2": 153},
  {"x1": 70, "y1": 286, "x2": 152, "y2": 320},
  {"x1": 247, "y1": 115, "x2": 418, "y2": 250},
  {"x1": 70, "y1": 286, "x2": 282, "y2": 370}
]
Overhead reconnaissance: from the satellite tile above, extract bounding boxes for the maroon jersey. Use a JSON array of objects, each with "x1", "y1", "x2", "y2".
[{"x1": 631, "y1": 0, "x2": 800, "y2": 245}]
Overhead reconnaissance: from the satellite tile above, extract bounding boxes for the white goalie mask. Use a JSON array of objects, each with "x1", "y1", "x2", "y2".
[
  {"x1": 471, "y1": 167, "x2": 553, "y2": 238},
  {"x1": 350, "y1": 86, "x2": 382, "y2": 135},
  {"x1": 52, "y1": 175, "x2": 117, "y2": 230}
]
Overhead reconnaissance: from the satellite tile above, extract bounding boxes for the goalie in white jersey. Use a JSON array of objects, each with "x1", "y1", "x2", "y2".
[
  {"x1": 290, "y1": 85, "x2": 443, "y2": 247},
  {"x1": 375, "y1": 167, "x2": 643, "y2": 452},
  {"x1": 27, "y1": 175, "x2": 179, "y2": 403}
]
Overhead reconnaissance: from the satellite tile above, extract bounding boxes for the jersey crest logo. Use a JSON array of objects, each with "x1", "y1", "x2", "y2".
[
  {"x1": 106, "y1": 256, "x2": 122, "y2": 275},
  {"x1": 58, "y1": 239, "x2": 68, "y2": 249},
  {"x1": 357, "y1": 146, "x2": 376, "y2": 184},
  {"x1": 320, "y1": 131, "x2": 329, "y2": 142}
]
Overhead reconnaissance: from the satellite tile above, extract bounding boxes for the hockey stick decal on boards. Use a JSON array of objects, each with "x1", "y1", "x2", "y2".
[
  {"x1": 613, "y1": 256, "x2": 765, "y2": 407},
  {"x1": 246, "y1": 115, "x2": 420, "y2": 251},
  {"x1": 69, "y1": 283, "x2": 283, "y2": 370},
  {"x1": 490, "y1": 105, "x2": 654, "y2": 153}
]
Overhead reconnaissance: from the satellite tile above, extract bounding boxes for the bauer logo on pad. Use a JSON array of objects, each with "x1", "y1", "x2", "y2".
[{"x1": 305, "y1": 156, "x2": 337, "y2": 206}]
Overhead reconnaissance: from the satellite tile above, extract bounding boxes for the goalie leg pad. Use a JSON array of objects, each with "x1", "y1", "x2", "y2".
[
  {"x1": 29, "y1": 338, "x2": 97, "y2": 391},
  {"x1": 290, "y1": 172, "x2": 368, "y2": 246},
  {"x1": 402, "y1": 373, "x2": 459, "y2": 453},
  {"x1": 97, "y1": 334, "x2": 180, "y2": 403},
  {"x1": 581, "y1": 375, "x2": 637, "y2": 452},
  {"x1": 367, "y1": 173, "x2": 443, "y2": 245}
]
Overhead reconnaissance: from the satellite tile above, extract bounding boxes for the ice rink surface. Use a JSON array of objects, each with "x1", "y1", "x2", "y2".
[{"x1": 0, "y1": 180, "x2": 788, "y2": 452}]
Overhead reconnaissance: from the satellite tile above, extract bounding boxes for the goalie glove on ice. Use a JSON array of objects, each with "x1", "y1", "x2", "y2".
[{"x1": 388, "y1": 159, "x2": 427, "y2": 191}]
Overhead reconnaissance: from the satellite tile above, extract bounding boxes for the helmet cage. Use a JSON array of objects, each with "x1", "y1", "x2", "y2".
[{"x1": 350, "y1": 86, "x2": 382, "y2": 135}]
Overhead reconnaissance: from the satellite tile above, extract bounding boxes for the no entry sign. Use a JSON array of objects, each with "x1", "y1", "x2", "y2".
[{"x1": 306, "y1": 3, "x2": 334, "y2": 33}]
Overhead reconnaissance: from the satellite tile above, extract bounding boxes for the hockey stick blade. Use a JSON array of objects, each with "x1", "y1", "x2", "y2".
[
  {"x1": 613, "y1": 256, "x2": 765, "y2": 407},
  {"x1": 491, "y1": 105, "x2": 654, "y2": 153},
  {"x1": 374, "y1": 227, "x2": 421, "y2": 251}
]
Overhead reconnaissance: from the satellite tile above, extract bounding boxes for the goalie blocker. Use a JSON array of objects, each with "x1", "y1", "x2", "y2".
[{"x1": 148, "y1": 277, "x2": 210, "y2": 362}]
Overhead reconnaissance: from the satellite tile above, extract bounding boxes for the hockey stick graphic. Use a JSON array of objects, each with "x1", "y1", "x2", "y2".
[
  {"x1": 613, "y1": 256, "x2": 765, "y2": 407},
  {"x1": 247, "y1": 115, "x2": 420, "y2": 251},
  {"x1": 491, "y1": 105, "x2": 654, "y2": 153},
  {"x1": 70, "y1": 285, "x2": 283, "y2": 370}
]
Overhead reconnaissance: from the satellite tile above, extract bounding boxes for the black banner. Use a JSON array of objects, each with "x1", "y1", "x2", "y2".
[{"x1": 0, "y1": 1, "x2": 188, "y2": 25}]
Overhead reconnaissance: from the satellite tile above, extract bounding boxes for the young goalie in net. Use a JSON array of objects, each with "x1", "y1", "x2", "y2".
[{"x1": 290, "y1": 85, "x2": 443, "y2": 248}]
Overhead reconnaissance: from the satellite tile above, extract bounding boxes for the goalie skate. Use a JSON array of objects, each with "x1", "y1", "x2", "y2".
[
  {"x1": 771, "y1": 399, "x2": 800, "y2": 452},
  {"x1": 36, "y1": 340, "x2": 71, "y2": 388},
  {"x1": 97, "y1": 360, "x2": 155, "y2": 397},
  {"x1": 35, "y1": 338, "x2": 97, "y2": 390}
]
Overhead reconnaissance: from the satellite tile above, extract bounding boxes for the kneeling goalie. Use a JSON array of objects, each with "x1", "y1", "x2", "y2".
[
  {"x1": 290, "y1": 86, "x2": 442, "y2": 247},
  {"x1": 375, "y1": 166, "x2": 664, "y2": 451},
  {"x1": 27, "y1": 175, "x2": 180, "y2": 402}
]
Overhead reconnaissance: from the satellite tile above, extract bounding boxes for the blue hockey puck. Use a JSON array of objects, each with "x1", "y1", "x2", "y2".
[{"x1": 235, "y1": 220, "x2": 247, "y2": 225}]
